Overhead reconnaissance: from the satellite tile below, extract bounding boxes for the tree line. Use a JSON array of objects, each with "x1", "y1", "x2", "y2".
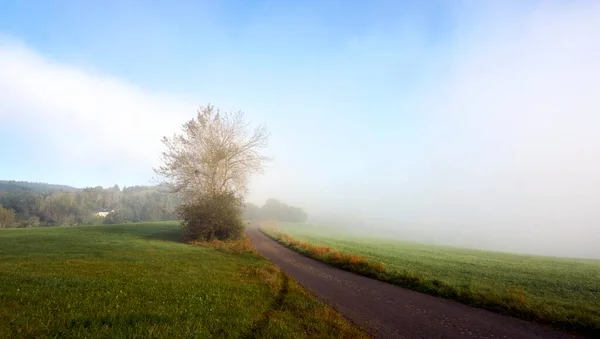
[
  {"x1": 0, "y1": 181, "x2": 308, "y2": 229},
  {"x1": 244, "y1": 199, "x2": 307, "y2": 223},
  {"x1": 0, "y1": 182, "x2": 179, "y2": 228}
]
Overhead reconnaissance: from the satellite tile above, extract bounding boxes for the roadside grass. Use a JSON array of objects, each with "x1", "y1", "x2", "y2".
[
  {"x1": 261, "y1": 222, "x2": 600, "y2": 338},
  {"x1": 190, "y1": 234, "x2": 259, "y2": 256},
  {"x1": 0, "y1": 222, "x2": 368, "y2": 338}
]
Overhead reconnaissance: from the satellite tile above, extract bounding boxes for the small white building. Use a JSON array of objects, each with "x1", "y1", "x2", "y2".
[{"x1": 95, "y1": 209, "x2": 114, "y2": 218}]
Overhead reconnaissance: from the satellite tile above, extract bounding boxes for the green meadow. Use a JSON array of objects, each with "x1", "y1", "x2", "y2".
[{"x1": 0, "y1": 222, "x2": 366, "y2": 338}]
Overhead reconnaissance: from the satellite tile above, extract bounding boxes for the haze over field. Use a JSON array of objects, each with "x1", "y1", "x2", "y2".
[{"x1": 1, "y1": 1, "x2": 599, "y2": 258}]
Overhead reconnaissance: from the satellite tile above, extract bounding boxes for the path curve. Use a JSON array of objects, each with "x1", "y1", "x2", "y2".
[{"x1": 246, "y1": 227, "x2": 579, "y2": 339}]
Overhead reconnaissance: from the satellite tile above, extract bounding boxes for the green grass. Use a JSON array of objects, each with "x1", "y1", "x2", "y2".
[
  {"x1": 263, "y1": 222, "x2": 600, "y2": 338},
  {"x1": 0, "y1": 222, "x2": 367, "y2": 338}
]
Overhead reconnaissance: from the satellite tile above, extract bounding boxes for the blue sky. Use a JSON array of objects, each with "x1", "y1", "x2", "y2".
[
  {"x1": 1, "y1": 0, "x2": 455, "y2": 94},
  {"x1": 1, "y1": 1, "x2": 599, "y2": 255},
  {"x1": 0, "y1": 0, "x2": 468, "y2": 188}
]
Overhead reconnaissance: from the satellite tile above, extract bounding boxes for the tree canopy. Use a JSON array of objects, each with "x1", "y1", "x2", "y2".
[{"x1": 155, "y1": 105, "x2": 270, "y2": 201}]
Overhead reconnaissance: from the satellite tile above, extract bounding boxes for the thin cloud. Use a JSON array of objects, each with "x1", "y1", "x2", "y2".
[{"x1": 0, "y1": 39, "x2": 196, "y2": 181}]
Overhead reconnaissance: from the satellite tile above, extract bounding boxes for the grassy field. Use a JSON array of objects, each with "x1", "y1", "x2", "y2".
[
  {"x1": 0, "y1": 222, "x2": 367, "y2": 338},
  {"x1": 262, "y1": 222, "x2": 600, "y2": 337}
]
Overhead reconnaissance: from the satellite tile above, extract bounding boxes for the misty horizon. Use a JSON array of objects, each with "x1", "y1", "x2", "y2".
[{"x1": 2, "y1": 1, "x2": 599, "y2": 259}]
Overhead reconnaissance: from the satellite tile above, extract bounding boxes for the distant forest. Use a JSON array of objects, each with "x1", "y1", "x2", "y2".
[
  {"x1": 0, "y1": 180, "x2": 179, "y2": 227},
  {"x1": 244, "y1": 198, "x2": 308, "y2": 223},
  {"x1": 0, "y1": 181, "x2": 307, "y2": 228}
]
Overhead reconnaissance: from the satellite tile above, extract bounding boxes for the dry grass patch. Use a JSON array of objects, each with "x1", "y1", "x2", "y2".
[
  {"x1": 190, "y1": 234, "x2": 258, "y2": 256},
  {"x1": 262, "y1": 226, "x2": 385, "y2": 277},
  {"x1": 241, "y1": 264, "x2": 281, "y2": 291}
]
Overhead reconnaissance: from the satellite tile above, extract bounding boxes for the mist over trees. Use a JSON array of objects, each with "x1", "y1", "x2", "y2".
[
  {"x1": 155, "y1": 104, "x2": 270, "y2": 240},
  {"x1": 0, "y1": 181, "x2": 178, "y2": 228},
  {"x1": 245, "y1": 199, "x2": 308, "y2": 223}
]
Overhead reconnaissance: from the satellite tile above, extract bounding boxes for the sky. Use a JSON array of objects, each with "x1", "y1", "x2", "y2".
[{"x1": 1, "y1": 1, "x2": 599, "y2": 257}]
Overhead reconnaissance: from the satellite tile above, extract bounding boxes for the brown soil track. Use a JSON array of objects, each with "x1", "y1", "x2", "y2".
[{"x1": 246, "y1": 226, "x2": 581, "y2": 339}]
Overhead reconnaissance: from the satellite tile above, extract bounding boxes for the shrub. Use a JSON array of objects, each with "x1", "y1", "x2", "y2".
[
  {"x1": 180, "y1": 191, "x2": 245, "y2": 241},
  {"x1": 0, "y1": 206, "x2": 16, "y2": 228},
  {"x1": 19, "y1": 216, "x2": 40, "y2": 228}
]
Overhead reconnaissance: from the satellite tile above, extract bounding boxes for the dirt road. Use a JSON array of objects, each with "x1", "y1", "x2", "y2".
[{"x1": 246, "y1": 227, "x2": 578, "y2": 339}]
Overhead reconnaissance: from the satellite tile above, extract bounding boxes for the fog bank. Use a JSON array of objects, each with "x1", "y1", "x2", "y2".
[{"x1": 260, "y1": 2, "x2": 600, "y2": 259}]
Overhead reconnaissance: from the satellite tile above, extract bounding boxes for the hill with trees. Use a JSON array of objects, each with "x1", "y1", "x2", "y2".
[
  {"x1": 0, "y1": 180, "x2": 77, "y2": 193},
  {"x1": 0, "y1": 182, "x2": 179, "y2": 228}
]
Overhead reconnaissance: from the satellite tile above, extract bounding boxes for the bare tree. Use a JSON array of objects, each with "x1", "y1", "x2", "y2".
[{"x1": 154, "y1": 104, "x2": 270, "y2": 203}]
